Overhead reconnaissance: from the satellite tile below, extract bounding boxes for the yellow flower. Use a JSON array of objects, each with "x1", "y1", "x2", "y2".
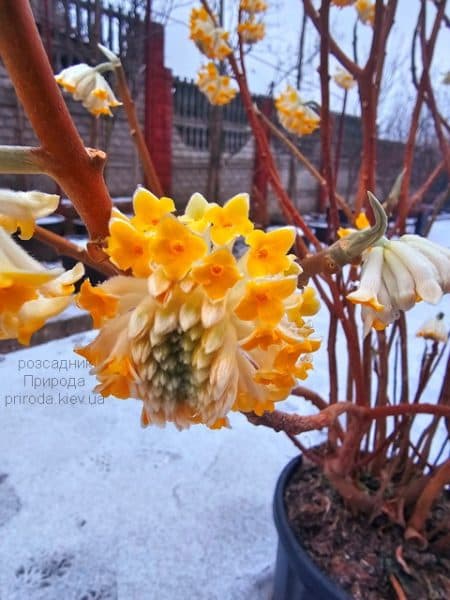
[
  {"x1": 238, "y1": 18, "x2": 265, "y2": 44},
  {"x1": 77, "y1": 279, "x2": 119, "y2": 328},
  {"x1": 240, "y1": 0, "x2": 268, "y2": 12},
  {"x1": 130, "y1": 187, "x2": 175, "y2": 232},
  {"x1": 0, "y1": 189, "x2": 59, "y2": 240},
  {"x1": 287, "y1": 286, "x2": 320, "y2": 324},
  {"x1": 189, "y1": 7, "x2": 231, "y2": 60},
  {"x1": 355, "y1": 211, "x2": 370, "y2": 229},
  {"x1": 77, "y1": 189, "x2": 320, "y2": 429},
  {"x1": 207, "y1": 193, "x2": 254, "y2": 245},
  {"x1": 0, "y1": 227, "x2": 84, "y2": 344},
  {"x1": 333, "y1": 67, "x2": 356, "y2": 90},
  {"x1": 179, "y1": 193, "x2": 214, "y2": 234},
  {"x1": 106, "y1": 211, "x2": 153, "y2": 277},
  {"x1": 275, "y1": 86, "x2": 320, "y2": 137},
  {"x1": 55, "y1": 63, "x2": 122, "y2": 117},
  {"x1": 355, "y1": 0, "x2": 375, "y2": 26},
  {"x1": 331, "y1": 0, "x2": 355, "y2": 6},
  {"x1": 150, "y1": 216, "x2": 207, "y2": 281},
  {"x1": 234, "y1": 277, "x2": 298, "y2": 327},
  {"x1": 338, "y1": 210, "x2": 370, "y2": 238},
  {"x1": 416, "y1": 313, "x2": 448, "y2": 344},
  {"x1": 191, "y1": 248, "x2": 242, "y2": 301},
  {"x1": 197, "y1": 63, "x2": 237, "y2": 106},
  {"x1": 245, "y1": 227, "x2": 295, "y2": 277}
]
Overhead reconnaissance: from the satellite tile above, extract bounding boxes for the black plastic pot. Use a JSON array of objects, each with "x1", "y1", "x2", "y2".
[{"x1": 273, "y1": 456, "x2": 350, "y2": 600}]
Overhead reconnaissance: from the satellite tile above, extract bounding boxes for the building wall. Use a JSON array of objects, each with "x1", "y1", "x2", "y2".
[{"x1": 0, "y1": 10, "x2": 445, "y2": 221}]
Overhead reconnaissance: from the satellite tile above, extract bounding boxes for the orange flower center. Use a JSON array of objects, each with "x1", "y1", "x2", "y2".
[
  {"x1": 256, "y1": 247, "x2": 269, "y2": 259},
  {"x1": 170, "y1": 240, "x2": 185, "y2": 254},
  {"x1": 210, "y1": 264, "x2": 224, "y2": 276},
  {"x1": 255, "y1": 291, "x2": 269, "y2": 303},
  {"x1": 133, "y1": 245, "x2": 144, "y2": 256}
]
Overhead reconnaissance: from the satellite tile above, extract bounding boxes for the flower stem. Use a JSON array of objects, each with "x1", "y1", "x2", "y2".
[
  {"x1": 0, "y1": 145, "x2": 44, "y2": 174},
  {"x1": 113, "y1": 64, "x2": 164, "y2": 197}
]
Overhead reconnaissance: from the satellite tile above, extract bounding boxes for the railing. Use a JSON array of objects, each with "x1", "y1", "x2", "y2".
[{"x1": 30, "y1": 0, "x2": 146, "y2": 84}]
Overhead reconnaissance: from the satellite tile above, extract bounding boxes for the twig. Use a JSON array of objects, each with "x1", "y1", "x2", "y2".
[
  {"x1": 396, "y1": 0, "x2": 446, "y2": 232},
  {"x1": 302, "y1": 0, "x2": 363, "y2": 77},
  {"x1": 284, "y1": 433, "x2": 322, "y2": 465},
  {"x1": 408, "y1": 160, "x2": 444, "y2": 213},
  {"x1": 245, "y1": 402, "x2": 450, "y2": 437},
  {"x1": 406, "y1": 459, "x2": 450, "y2": 538},
  {"x1": 33, "y1": 226, "x2": 119, "y2": 277},
  {"x1": 333, "y1": 90, "x2": 348, "y2": 186},
  {"x1": 389, "y1": 574, "x2": 408, "y2": 600},
  {"x1": 114, "y1": 64, "x2": 164, "y2": 196},
  {"x1": 318, "y1": 0, "x2": 339, "y2": 236}
]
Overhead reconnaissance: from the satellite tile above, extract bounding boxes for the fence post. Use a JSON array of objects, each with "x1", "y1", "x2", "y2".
[{"x1": 144, "y1": 21, "x2": 173, "y2": 195}]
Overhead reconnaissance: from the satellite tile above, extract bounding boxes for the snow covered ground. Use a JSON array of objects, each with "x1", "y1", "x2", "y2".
[{"x1": 0, "y1": 220, "x2": 448, "y2": 600}]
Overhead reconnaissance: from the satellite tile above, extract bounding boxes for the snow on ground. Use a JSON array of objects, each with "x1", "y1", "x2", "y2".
[{"x1": 0, "y1": 221, "x2": 448, "y2": 599}]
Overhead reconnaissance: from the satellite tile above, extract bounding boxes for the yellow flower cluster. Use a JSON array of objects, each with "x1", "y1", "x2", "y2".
[
  {"x1": 238, "y1": 0, "x2": 267, "y2": 44},
  {"x1": 240, "y1": 0, "x2": 268, "y2": 12},
  {"x1": 355, "y1": 0, "x2": 375, "y2": 26},
  {"x1": 197, "y1": 63, "x2": 237, "y2": 106},
  {"x1": 189, "y1": 7, "x2": 231, "y2": 60},
  {"x1": 76, "y1": 187, "x2": 320, "y2": 430},
  {"x1": 237, "y1": 19, "x2": 266, "y2": 44},
  {"x1": 275, "y1": 86, "x2": 320, "y2": 137},
  {"x1": 0, "y1": 190, "x2": 84, "y2": 344}
]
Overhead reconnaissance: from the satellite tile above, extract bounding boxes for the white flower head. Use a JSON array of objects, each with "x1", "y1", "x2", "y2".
[
  {"x1": 348, "y1": 234, "x2": 450, "y2": 334},
  {"x1": 0, "y1": 189, "x2": 59, "y2": 239},
  {"x1": 56, "y1": 63, "x2": 122, "y2": 117}
]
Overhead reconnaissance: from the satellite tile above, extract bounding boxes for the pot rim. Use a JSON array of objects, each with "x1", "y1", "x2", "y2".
[{"x1": 273, "y1": 454, "x2": 350, "y2": 600}]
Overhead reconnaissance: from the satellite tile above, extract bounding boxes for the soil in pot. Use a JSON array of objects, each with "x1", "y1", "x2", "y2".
[{"x1": 284, "y1": 460, "x2": 450, "y2": 599}]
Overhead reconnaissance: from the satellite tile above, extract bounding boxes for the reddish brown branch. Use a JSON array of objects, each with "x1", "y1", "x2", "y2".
[
  {"x1": 318, "y1": 0, "x2": 339, "y2": 236},
  {"x1": 302, "y1": 0, "x2": 363, "y2": 77},
  {"x1": 396, "y1": 0, "x2": 446, "y2": 231},
  {"x1": 406, "y1": 459, "x2": 450, "y2": 538},
  {"x1": 245, "y1": 403, "x2": 450, "y2": 437},
  {"x1": 33, "y1": 226, "x2": 119, "y2": 277},
  {"x1": 0, "y1": 0, "x2": 112, "y2": 243},
  {"x1": 114, "y1": 65, "x2": 164, "y2": 197},
  {"x1": 408, "y1": 160, "x2": 444, "y2": 212},
  {"x1": 256, "y1": 109, "x2": 353, "y2": 222}
]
